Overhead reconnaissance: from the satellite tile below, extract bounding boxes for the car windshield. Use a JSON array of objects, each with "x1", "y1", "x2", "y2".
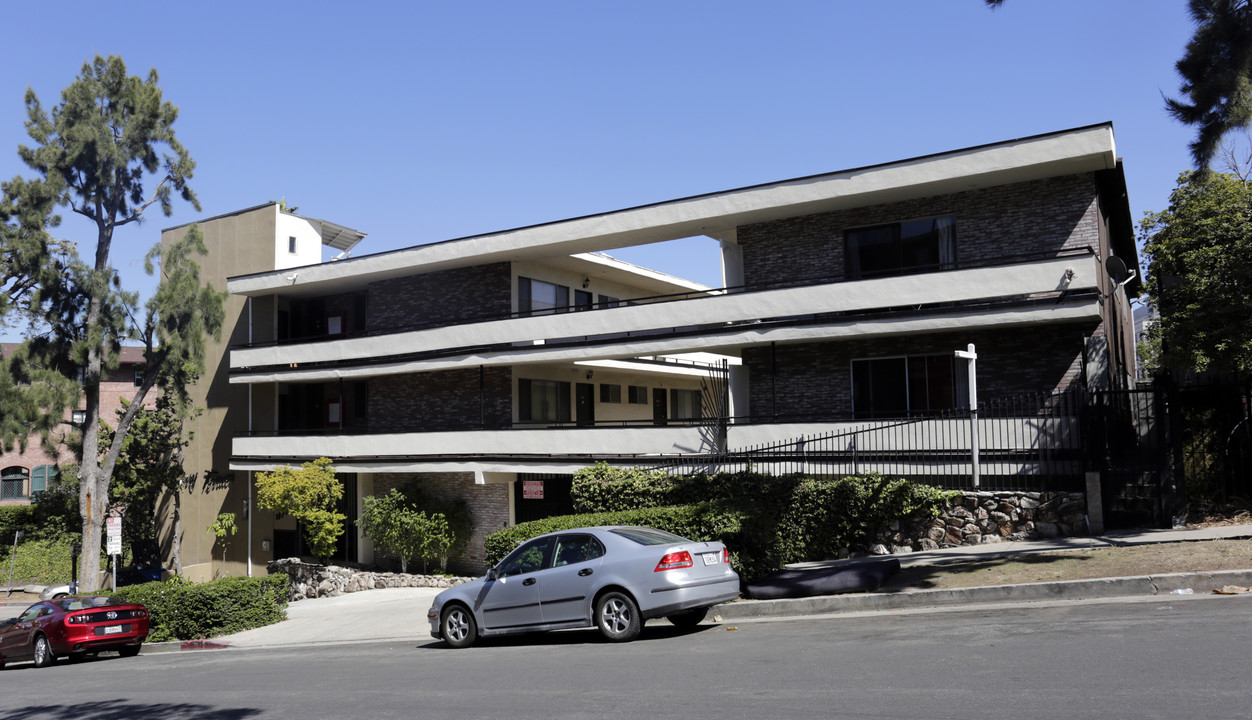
[
  {"x1": 53, "y1": 596, "x2": 122, "y2": 612},
  {"x1": 609, "y1": 527, "x2": 691, "y2": 546}
]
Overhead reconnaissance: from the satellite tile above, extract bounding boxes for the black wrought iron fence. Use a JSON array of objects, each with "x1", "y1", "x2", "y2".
[{"x1": 648, "y1": 388, "x2": 1086, "y2": 492}]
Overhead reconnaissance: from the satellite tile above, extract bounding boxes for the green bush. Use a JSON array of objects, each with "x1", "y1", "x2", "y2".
[
  {"x1": 112, "y1": 574, "x2": 289, "y2": 642},
  {"x1": 0, "y1": 536, "x2": 74, "y2": 585},
  {"x1": 555, "y1": 466, "x2": 957, "y2": 583}
]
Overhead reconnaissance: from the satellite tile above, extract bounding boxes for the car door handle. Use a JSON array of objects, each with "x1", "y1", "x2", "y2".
[
  {"x1": 522, "y1": 577, "x2": 536, "y2": 586},
  {"x1": 578, "y1": 568, "x2": 594, "y2": 576}
]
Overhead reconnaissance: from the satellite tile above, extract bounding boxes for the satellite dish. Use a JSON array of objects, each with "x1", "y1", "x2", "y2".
[{"x1": 1105, "y1": 256, "x2": 1129, "y2": 285}]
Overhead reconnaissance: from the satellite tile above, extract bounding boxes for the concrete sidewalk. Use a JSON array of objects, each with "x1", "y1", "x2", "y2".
[{"x1": 139, "y1": 523, "x2": 1252, "y2": 652}]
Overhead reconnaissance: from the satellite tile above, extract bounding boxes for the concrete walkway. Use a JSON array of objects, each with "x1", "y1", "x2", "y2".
[{"x1": 8, "y1": 524, "x2": 1252, "y2": 653}]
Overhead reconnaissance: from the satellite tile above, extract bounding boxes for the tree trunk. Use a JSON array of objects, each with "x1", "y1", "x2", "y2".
[{"x1": 171, "y1": 484, "x2": 183, "y2": 576}]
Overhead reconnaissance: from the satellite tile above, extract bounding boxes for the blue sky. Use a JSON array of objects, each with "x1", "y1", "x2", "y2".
[{"x1": 0, "y1": 1, "x2": 1204, "y2": 335}]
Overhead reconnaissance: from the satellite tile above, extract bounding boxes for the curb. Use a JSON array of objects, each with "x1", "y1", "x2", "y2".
[{"x1": 716, "y1": 569, "x2": 1252, "y2": 620}]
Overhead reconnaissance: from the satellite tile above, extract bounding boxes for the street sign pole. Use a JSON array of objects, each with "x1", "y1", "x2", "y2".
[
  {"x1": 106, "y1": 514, "x2": 123, "y2": 591},
  {"x1": 955, "y1": 344, "x2": 980, "y2": 489},
  {"x1": 6, "y1": 530, "x2": 23, "y2": 598}
]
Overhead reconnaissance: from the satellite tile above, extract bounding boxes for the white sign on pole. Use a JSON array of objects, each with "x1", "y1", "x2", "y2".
[{"x1": 106, "y1": 516, "x2": 122, "y2": 556}]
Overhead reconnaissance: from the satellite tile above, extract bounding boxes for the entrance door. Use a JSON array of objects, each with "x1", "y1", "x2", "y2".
[
  {"x1": 576, "y1": 383, "x2": 595, "y2": 426},
  {"x1": 653, "y1": 388, "x2": 668, "y2": 426}
]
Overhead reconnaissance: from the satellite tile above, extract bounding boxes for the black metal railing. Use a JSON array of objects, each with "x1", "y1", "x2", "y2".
[{"x1": 647, "y1": 388, "x2": 1086, "y2": 492}]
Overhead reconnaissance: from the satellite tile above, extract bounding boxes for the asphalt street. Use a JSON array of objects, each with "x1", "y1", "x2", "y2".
[{"x1": 2, "y1": 594, "x2": 1250, "y2": 720}]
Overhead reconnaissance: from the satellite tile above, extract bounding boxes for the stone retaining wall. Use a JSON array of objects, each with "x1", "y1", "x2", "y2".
[
  {"x1": 873, "y1": 490, "x2": 1088, "y2": 555},
  {"x1": 268, "y1": 558, "x2": 474, "y2": 602}
]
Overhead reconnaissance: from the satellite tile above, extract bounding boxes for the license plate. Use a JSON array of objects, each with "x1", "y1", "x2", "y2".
[
  {"x1": 702, "y1": 552, "x2": 719, "y2": 566},
  {"x1": 103, "y1": 625, "x2": 122, "y2": 635}
]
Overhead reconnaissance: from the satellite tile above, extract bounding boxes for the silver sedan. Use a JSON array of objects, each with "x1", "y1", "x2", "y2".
[{"x1": 428, "y1": 526, "x2": 740, "y2": 648}]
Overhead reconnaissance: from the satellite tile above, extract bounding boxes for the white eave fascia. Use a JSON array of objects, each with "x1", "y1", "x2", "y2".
[{"x1": 227, "y1": 124, "x2": 1117, "y2": 297}]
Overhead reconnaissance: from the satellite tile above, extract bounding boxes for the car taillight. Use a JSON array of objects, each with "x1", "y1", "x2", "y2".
[
  {"x1": 66, "y1": 614, "x2": 86, "y2": 624},
  {"x1": 133, "y1": 609, "x2": 148, "y2": 618},
  {"x1": 655, "y1": 551, "x2": 693, "y2": 571},
  {"x1": 723, "y1": 547, "x2": 731, "y2": 565}
]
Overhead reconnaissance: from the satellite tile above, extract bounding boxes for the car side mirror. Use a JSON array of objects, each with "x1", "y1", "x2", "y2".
[{"x1": 485, "y1": 568, "x2": 498, "y2": 581}]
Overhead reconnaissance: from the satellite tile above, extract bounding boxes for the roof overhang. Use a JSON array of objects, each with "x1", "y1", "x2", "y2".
[{"x1": 228, "y1": 123, "x2": 1119, "y2": 298}]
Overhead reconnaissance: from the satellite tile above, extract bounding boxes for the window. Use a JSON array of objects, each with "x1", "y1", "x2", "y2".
[
  {"x1": 574, "y1": 289, "x2": 593, "y2": 311},
  {"x1": 518, "y1": 277, "x2": 569, "y2": 315},
  {"x1": 326, "y1": 399, "x2": 342, "y2": 425},
  {"x1": 627, "y1": 386, "x2": 648, "y2": 404},
  {"x1": 497, "y1": 536, "x2": 555, "y2": 577},
  {"x1": 326, "y1": 313, "x2": 345, "y2": 337},
  {"x1": 519, "y1": 378, "x2": 571, "y2": 423},
  {"x1": 552, "y1": 534, "x2": 605, "y2": 567},
  {"x1": 845, "y1": 216, "x2": 956, "y2": 279},
  {"x1": 30, "y1": 465, "x2": 56, "y2": 496},
  {"x1": 598, "y1": 294, "x2": 620, "y2": 309},
  {"x1": 599, "y1": 384, "x2": 622, "y2": 403},
  {"x1": 288, "y1": 236, "x2": 297, "y2": 254},
  {"x1": 669, "y1": 389, "x2": 702, "y2": 420},
  {"x1": 1, "y1": 466, "x2": 29, "y2": 501},
  {"x1": 133, "y1": 367, "x2": 144, "y2": 387},
  {"x1": 852, "y1": 354, "x2": 965, "y2": 419}
]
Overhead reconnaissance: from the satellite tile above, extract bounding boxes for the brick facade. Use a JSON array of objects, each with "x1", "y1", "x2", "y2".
[
  {"x1": 372, "y1": 471, "x2": 509, "y2": 575},
  {"x1": 367, "y1": 262, "x2": 512, "y2": 332},
  {"x1": 743, "y1": 325, "x2": 1091, "y2": 421},
  {"x1": 738, "y1": 173, "x2": 1100, "y2": 287},
  {"x1": 369, "y1": 366, "x2": 512, "y2": 432},
  {"x1": 0, "y1": 345, "x2": 153, "y2": 505}
]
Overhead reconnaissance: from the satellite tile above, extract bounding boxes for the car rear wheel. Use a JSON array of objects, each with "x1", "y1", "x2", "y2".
[
  {"x1": 441, "y1": 605, "x2": 477, "y2": 649},
  {"x1": 33, "y1": 635, "x2": 56, "y2": 668},
  {"x1": 595, "y1": 591, "x2": 641, "y2": 642},
  {"x1": 119, "y1": 644, "x2": 142, "y2": 658},
  {"x1": 666, "y1": 607, "x2": 708, "y2": 629}
]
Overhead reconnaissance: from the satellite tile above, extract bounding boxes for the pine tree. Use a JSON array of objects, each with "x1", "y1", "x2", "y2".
[{"x1": 0, "y1": 55, "x2": 224, "y2": 590}]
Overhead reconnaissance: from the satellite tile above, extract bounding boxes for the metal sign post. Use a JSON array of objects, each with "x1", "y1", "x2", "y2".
[
  {"x1": 955, "y1": 344, "x2": 980, "y2": 488},
  {"x1": 6, "y1": 530, "x2": 23, "y2": 598},
  {"x1": 106, "y1": 515, "x2": 123, "y2": 591}
]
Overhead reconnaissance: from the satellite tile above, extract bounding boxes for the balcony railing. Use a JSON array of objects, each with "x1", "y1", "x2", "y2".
[{"x1": 232, "y1": 247, "x2": 1096, "y2": 350}]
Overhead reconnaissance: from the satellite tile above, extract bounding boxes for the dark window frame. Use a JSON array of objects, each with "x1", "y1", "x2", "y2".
[
  {"x1": 845, "y1": 215, "x2": 957, "y2": 280},
  {"x1": 599, "y1": 384, "x2": 622, "y2": 403},
  {"x1": 851, "y1": 353, "x2": 964, "y2": 419},
  {"x1": 518, "y1": 378, "x2": 572, "y2": 423},
  {"x1": 627, "y1": 385, "x2": 648, "y2": 404},
  {"x1": 518, "y1": 277, "x2": 570, "y2": 316}
]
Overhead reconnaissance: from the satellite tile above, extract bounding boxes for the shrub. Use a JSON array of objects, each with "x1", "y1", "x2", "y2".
[
  {"x1": 555, "y1": 466, "x2": 956, "y2": 583},
  {"x1": 112, "y1": 574, "x2": 289, "y2": 642},
  {"x1": 0, "y1": 536, "x2": 74, "y2": 585}
]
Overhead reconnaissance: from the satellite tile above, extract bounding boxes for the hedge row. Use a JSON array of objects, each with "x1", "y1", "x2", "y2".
[
  {"x1": 112, "y1": 574, "x2": 290, "y2": 642},
  {"x1": 486, "y1": 464, "x2": 956, "y2": 583},
  {"x1": 0, "y1": 537, "x2": 74, "y2": 586}
]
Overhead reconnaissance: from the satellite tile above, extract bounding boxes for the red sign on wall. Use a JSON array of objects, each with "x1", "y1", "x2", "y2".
[{"x1": 522, "y1": 480, "x2": 544, "y2": 500}]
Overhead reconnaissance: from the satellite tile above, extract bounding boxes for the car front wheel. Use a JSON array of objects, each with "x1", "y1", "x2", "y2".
[
  {"x1": 441, "y1": 605, "x2": 478, "y2": 649},
  {"x1": 595, "y1": 591, "x2": 641, "y2": 642},
  {"x1": 33, "y1": 636, "x2": 56, "y2": 668}
]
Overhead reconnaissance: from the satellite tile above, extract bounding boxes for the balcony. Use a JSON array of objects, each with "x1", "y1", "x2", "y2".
[{"x1": 229, "y1": 249, "x2": 1101, "y2": 384}]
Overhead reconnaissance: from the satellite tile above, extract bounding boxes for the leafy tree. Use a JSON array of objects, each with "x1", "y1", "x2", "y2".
[
  {"x1": 358, "y1": 490, "x2": 424, "y2": 573},
  {"x1": 0, "y1": 55, "x2": 225, "y2": 591},
  {"x1": 1166, "y1": 0, "x2": 1252, "y2": 171},
  {"x1": 1141, "y1": 170, "x2": 1252, "y2": 371},
  {"x1": 987, "y1": 0, "x2": 1252, "y2": 171},
  {"x1": 207, "y1": 512, "x2": 238, "y2": 576},
  {"x1": 109, "y1": 394, "x2": 199, "y2": 573},
  {"x1": 254, "y1": 458, "x2": 345, "y2": 562}
]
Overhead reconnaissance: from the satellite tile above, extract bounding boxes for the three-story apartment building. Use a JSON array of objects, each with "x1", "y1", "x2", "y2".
[{"x1": 166, "y1": 123, "x2": 1138, "y2": 578}]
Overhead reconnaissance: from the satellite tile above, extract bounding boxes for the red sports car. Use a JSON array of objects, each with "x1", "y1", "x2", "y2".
[{"x1": 0, "y1": 596, "x2": 149, "y2": 669}]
